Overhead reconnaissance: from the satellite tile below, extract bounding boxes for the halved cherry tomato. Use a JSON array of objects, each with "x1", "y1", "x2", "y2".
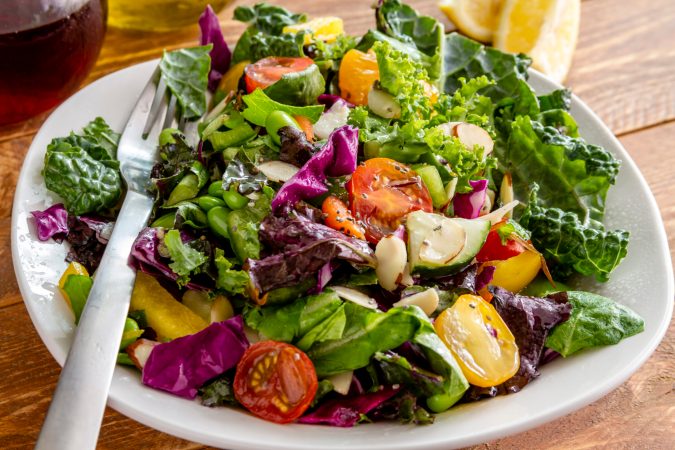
[
  {"x1": 234, "y1": 341, "x2": 318, "y2": 424},
  {"x1": 244, "y1": 57, "x2": 315, "y2": 93},
  {"x1": 322, "y1": 195, "x2": 366, "y2": 239},
  {"x1": 347, "y1": 158, "x2": 432, "y2": 243},
  {"x1": 338, "y1": 49, "x2": 379, "y2": 105},
  {"x1": 475, "y1": 224, "x2": 526, "y2": 262},
  {"x1": 434, "y1": 294, "x2": 520, "y2": 387}
]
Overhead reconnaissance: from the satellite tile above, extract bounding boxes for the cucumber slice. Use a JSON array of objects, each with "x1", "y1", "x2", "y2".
[
  {"x1": 413, "y1": 164, "x2": 447, "y2": 208},
  {"x1": 406, "y1": 210, "x2": 490, "y2": 276}
]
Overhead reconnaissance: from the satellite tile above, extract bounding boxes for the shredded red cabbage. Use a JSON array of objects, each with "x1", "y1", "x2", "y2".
[{"x1": 453, "y1": 179, "x2": 488, "y2": 219}]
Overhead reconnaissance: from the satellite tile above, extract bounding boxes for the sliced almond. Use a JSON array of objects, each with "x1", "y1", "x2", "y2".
[
  {"x1": 211, "y1": 295, "x2": 234, "y2": 323},
  {"x1": 500, "y1": 173, "x2": 514, "y2": 218},
  {"x1": 367, "y1": 86, "x2": 401, "y2": 119},
  {"x1": 126, "y1": 339, "x2": 159, "y2": 370},
  {"x1": 419, "y1": 220, "x2": 467, "y2": 264},
  {"x1": 454, "y1": 123, "x2": 494, "y2": 157},
  {"x1": 481, "y1": 200, "x2": 520, "y2": 225},
  {"x1": 399, "y1": 263, "x2": 414, "y2": 287},
  {"x1": 331, "y1": 286, "x2": 378, "y2": 310},
  {"x1": 375, "y1": 235, "x2": 408, "y2": 291},
  {"x1": 327, "y1": 371, "x2": 354, "y2": 395},
  {"x1": 393, "y1": 288, "x2": 440, "y2": 316},
  {"x1": 437, "y1": 122, "x2": 463, "y2": 137},
  {"x1": 256, "y1": 161, "x2": 299, "y2": 183}
]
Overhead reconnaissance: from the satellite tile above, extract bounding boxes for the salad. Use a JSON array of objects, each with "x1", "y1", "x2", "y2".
[{"x1": 33, "y1": 0, "x2": 644, "y2": 427}]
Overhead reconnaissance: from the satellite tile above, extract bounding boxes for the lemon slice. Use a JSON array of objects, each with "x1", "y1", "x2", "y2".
[
  {"x1": 283, "y1": 17, "x2": 344, "y2": 45},
  {"x1": 439, "y1": 0, "x2": 502, "y2": 43},
  {"x1": 494, "y1": 0, "x2": 580, "y2": 83}
]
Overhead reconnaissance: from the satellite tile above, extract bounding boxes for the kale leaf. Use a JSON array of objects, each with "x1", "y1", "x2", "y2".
[{"x1": 159, "y1": 46, "x2": 212, "y2": 120}]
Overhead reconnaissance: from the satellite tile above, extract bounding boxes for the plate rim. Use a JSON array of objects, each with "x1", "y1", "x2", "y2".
[{"x1": 11, "y1": 60, "x2": 674, "y2": 450}]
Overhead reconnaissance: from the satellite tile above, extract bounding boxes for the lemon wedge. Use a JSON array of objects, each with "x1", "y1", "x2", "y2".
[
  {"x1": 283, "y1": 17, "x2": 344, "y2": 45},
  {"x1": 494, "y1": 0, "x2": 580, "y2": 83},
  {"x1": 439, "y1": 0, "x2": 502, "y2": 43}
]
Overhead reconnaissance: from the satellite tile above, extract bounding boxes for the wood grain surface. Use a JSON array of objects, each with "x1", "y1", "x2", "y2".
[{"x1": 1, "y1": 0, "x2": 673, "y2": 449}]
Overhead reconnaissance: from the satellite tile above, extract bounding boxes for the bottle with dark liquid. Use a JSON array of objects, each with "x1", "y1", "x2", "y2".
[{"x1": 0, "y1": 0, "x2": 107, "y2": 125}]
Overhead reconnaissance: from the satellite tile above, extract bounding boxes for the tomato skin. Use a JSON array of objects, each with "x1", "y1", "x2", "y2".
[
  {"x1": 347, "y1": 158, "x2": 432, "y2": 243},
  {"x1": 244, "y1": 57, "x2": 315, "y2": 93},
  {"x1": 475, "y1": 228, "x2": 526, "y2": 262},
  {"x1": 234, "y1": 341, "x2": 318, "y2": 424},
  {"x1": 434, "y1": 294, "x2": 520, "y2": 387},
  {"x1": 322, "y1": 196, "x2": 366, "y2": 239}
]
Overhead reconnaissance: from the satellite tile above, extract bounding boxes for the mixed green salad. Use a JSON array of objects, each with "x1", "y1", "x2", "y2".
[{"x1": 33, "y1": 1, "x2": 644, "y2": 426}]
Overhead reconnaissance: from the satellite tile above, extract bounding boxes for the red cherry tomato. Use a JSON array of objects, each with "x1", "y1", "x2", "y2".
[
  {"x1": 234, "y1": 341, "x2": 318, "y2": 424},
  {"x1": 322, "y1": 195, "x2": 366, "y2": 239},
  {"x1": 475, "y1": 224, "x2": 526, "y2": 262},
  {"x1": 347, "y1": 158, "x2": 432, "y2": 243},
  {"x1": 244, "y1": 57, "x2": 315, "y2": 93}
]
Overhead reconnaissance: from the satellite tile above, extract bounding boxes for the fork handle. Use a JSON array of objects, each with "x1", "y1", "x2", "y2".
[{"x1": 36, "y1": 190, "x2": 154, "y2": 450}]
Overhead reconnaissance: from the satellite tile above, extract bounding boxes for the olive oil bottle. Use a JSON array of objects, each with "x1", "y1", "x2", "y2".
[{"x1": 108, "y1": 0, "x2": 230, "y2": 31}]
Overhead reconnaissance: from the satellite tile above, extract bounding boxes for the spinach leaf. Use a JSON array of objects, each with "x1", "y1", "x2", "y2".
[
  {"x1": 375, "y1": 0, "x2": 443, "y2": 80},
  {"x1": 263, "y1": 63, "x2": 325, "y2": 106},
  {"x1": 44, "y1": 143, "x2": 122, "y2": 216},
  {"x1": 545, "y1": 291, "x2": 644, "y2": 357},
  {"x1": 164, "y1": 229, "x2": 208, "y2": 278},
  {"x1": 159, "y1": 46, "x2": 211, "y2": 120},
  {"x1": 214, "y1": 249, "x2": 249, "y2": 295},
  {"x1": 519, "y1": 187, "x2": 629, "y2": 282},
  {"x1": 241, "y1": 89, "x2": 324, "y2": 126},
  {"x1": 443, "y1": 32, "x2": 531, "y2": 101},
  {"x1": 502, "y1": 116, "x2": 620, "y2": 222}
]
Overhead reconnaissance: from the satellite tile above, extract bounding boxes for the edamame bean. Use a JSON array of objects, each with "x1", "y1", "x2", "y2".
[
  {"x1": 207, "y1": 206, "x2": 231, "y2": 239},
  {"x1": 222, "y1": 187, "x2": 249, "y2": 210},
  {"x1": 197, "y1": 195, "x2": 226, "y2": 211},
  {"x1": 265, "y1": 110, "x2": 301, "y2": 145},
  {"x1": 426, "y1": 393, "x2": 455, "y2": 413},
  {"x1": 158, "y1": 127, "x2": 184, "y2": 146},
  {"x1": 207, "y1": 180, "x2": 225, "y2": 197}
]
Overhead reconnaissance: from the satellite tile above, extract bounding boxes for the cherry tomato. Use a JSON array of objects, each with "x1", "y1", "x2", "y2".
[
  {"x1": 486, "y1": 250, "x2": 542, "y2": 293},
  {"x1": 322, "y1": 195, "x2": 366, "y2": 239},
  {"x1": 338, "y1": 49, "x2": 379, "y2": 105},
  {"x1": 475, "y1": 224, "x2": 526, "y2": 262},
  {"x1": 434, "y1": 294, "x2": 520, "y2": 387},
  {"x1": 234, "y1": 341, "x2": 318, "y2": 423},
  {"x1": 347, "y1": 158, "x2": 432, "y2": 243},
  {"x1": 244, "y1": 57, "x2": 315, "y2": 93}
]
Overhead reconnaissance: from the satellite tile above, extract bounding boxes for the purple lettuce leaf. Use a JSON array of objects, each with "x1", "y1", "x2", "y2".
[
  {"x1": 453, "y1": 179, "x2": 488, "y2": 219},
  {"x1": 65, "y1": 215, "x2": 114, "y2": 272},
  {"x1": 142, "y1": 316, "x2": 249, "y2": 399},
  {"x1": 369, "y1": 391, "x2": 434, "y2": 425},
  {"x1": 278, "y1": 126, "x2": 317, "y2": 167},
  {"x1": 32, "y1": 203, "x2": 69, "y2": 242},
  {"x1": 433, "y1": 263, "x2": 481, "y2": 292},
  {"x1": 271, "y1": 125, "x2": 358, "y2": 211},
  {"x1": 464, "y1": 287, "x2": 571, "y2": 401},
  {"x1": 298, "y1": 386, "x2": 400, "y2": 427},
  {"x1": 199, "y1": 5, "x2": 231, "y2": 91},
  {"x1": 129, "y1": 227, "x2": 209, "y2": 291}
]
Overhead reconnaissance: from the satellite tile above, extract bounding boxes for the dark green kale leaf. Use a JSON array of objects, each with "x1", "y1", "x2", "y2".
[
  {"x1": 159, "y1": 46, "x2": 212, "y2": 120},
  {"x1": 233, "y1": 3, "x2": 306, "y2": 34},
  {"x1": 519, "y1": 187, "x2": 629, "y2": 282},
  {"x1": 545, "y1": 291, "x2": 644, "y2": 356},
  {"x1": 443, "y1": 33, "x2": 531, "y2": 101}
]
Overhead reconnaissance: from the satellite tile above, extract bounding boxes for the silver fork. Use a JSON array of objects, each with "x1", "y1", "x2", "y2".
[{"x1": 36, "y1": 65, "x2": 186, "y2": 450}]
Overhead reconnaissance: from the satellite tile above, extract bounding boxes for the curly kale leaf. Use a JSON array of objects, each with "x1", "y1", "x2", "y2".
[{"x1": 519, "y1": 187, "x2": 629, "y2": 282}]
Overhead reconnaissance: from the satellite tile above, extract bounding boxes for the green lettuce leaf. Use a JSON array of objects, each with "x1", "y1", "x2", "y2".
[
  {"x1": 241, "y1": 89, "x2": 324, "y2": 126},
  {"x1": 159, "y1": 46, "x2": 211, "y2": 120},
  {"x1": 164, "y1": 229, "x2": 208, "y2": 279},
  {"x1": 520, "y1": 187, "x2": 629, "y2": 282},
  {"x1": 443, "y1": 32, "x2": 531, "y2": 101},
  {"x1": 545, "y1": 291, "x2": 644, "y2": 356},
  {"x1": 356, "y1": 30, "x2": 438, "y2": 81},
  {"x1": 502, "y1": 116, "x2": 620, "y2": 222},
  {"x1": 214, "y1": 249, "x2": 249, "y2": 295}
]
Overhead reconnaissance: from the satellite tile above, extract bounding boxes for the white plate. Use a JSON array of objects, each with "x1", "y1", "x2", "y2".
[{"x1": 12, "y1": 60, "x2": 674, "y2": 449}]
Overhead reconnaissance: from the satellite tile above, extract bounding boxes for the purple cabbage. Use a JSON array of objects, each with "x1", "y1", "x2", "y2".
[
  {"x1": 464, "y1": 287, "x2": 571, "y2": 401},
  {"x1": 298, "y1": 386, "x2": 400, "y2": 427},
  {"x1": 199, "y1": 5, "x2": 231, "y2": 91},
  {"x1": 475, "y1": 265, "x2": 495, "y2": 291},
  {"x1": 453, "y1": 179, "x2": 488, "y2": 219},
  {"x1": 272, "y1": 125, "x2": 359, "y2": 212},
  {"x1": 318, "y1": 94, "x2": 354, "y2": 108},
  {"x1": 129, "y1": 227, "x2": 208, "y2": 291},
  {"x1": 32, "y1": 203, "x2": 69, "y2": 242},
  {"x1": 142, "y1": 316, "x2": 249, "y2": 399}
]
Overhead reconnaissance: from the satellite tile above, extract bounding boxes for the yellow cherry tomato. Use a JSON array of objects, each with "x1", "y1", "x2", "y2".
[
  {"x1": 58, "y1": 262, "x2": 89, "y2": 308},
  {"x1": 434, "y1": 294, "x2": 520, "y2": 387},
  {"x1": 488, "y1": 250, "x2": 542, "y2": 293},
  {"x1": 218, "y1": 60, "x2": 249, "y2": 95},
  {"x1": 338, "y1": 49, "x2": 379, "y2": 106}
]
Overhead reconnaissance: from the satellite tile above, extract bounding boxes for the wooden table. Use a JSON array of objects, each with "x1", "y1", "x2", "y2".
[{"x1": 1, "y1": 1, "x2": 673, "y2": 448}]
